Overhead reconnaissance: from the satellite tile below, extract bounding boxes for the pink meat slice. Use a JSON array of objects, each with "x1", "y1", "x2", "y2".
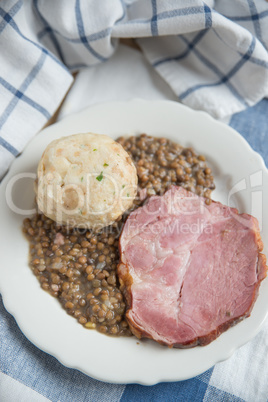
[{"x1": 118, "y1": 186, "x2": 267, "y2": 347}]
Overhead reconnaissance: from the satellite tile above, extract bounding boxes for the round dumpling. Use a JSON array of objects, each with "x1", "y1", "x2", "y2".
[{"x1": 36, "y1": 133, "x2": 138, "y2": 229}]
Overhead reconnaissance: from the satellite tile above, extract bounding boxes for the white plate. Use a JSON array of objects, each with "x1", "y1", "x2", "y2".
[{"x1": 0, "y1": 99, "x2": 267, "y2": 385}]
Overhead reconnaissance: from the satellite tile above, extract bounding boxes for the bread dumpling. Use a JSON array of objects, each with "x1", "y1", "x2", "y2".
[{"x1": 36, "y1": 133, "x2": 138, "y2": 229}]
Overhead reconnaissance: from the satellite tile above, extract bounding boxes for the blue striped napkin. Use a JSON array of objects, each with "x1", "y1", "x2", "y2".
[{"x1": 0, "y1": 0, "x2": 268, "y2": 178}]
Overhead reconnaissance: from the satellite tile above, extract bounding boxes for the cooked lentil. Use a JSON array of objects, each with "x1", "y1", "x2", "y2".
[
  {"x1": 117, "y1": 134, "x2": 215, "y2": 207},
  {"x1": 23, "y1": 134, "x2": 215, "y2": 336}
]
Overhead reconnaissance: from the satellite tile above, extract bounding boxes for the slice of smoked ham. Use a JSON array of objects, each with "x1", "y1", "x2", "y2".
[{"x1": 118, "y1": 186, "x2": 267, "y2": 348}]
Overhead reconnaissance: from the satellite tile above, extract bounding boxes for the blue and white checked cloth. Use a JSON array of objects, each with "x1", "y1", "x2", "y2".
[
  {"x1": 1, "y1": 1, "x2": 268, "y2": 401},
  {"x1": 1, "y1": 0, "x2": 268, "y2": 178}
]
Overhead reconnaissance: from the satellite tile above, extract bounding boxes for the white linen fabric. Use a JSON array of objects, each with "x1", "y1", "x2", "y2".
[
  {"x1": 0, "y1": 0, "x2": 268, "y2": 178},
  {"x1": 57, "y1": 44, "x2": 178, "y2": 120}
]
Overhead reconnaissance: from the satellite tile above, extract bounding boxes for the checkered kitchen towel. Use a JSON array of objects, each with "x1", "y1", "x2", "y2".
[{"x1": 0, "y1": 0, "x2": 268, "y2": 179}]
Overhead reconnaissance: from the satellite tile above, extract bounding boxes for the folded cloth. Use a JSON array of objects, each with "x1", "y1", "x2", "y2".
[{"x1": 0, "y1": 0, "x2": 268, "y2": 178}]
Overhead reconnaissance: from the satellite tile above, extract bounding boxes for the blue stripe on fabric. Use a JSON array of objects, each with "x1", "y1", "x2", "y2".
[
  {"x1": 204, "y1": 4, "x2": 212, "y2": 28},
  {"x1": 178, "y1": 37, "x2": 256, "y2": 105},
  {"x1": 33, "y1": 0, "x2": 66, "y2": 64},
  {"x1": 0, "y1": 7, "x2": 69, "y2": 73},
  {"x1": 0, "y1": 0, "x2": 22, "y2": 34},
  {"x1": 151, "y1": 0, "x2": 158, "y2": 36},
  {"x1": 76, "y1": 27, "x2": 111, "y2": 42},
  {"x1": 121, "y1": 370, "x2": 213, "y2": 402},
  {"x1": 153, "y1": 30, "x2": 208, "y2": 67},
  {"x1": 0, "y1": 52, "x2": 50, "y2": 147},
  {"x1": 0, "y1": 137, "x2": 18, "y2": 156},
  {"x1": 37, "y1": 26, "x2": 112, "y2": 44},
  {"x1": 243, "y1": 54, "x2": 268, "y2": 68},
  {"x1": 247, "y1": 0, "x2": 264, "y2": 46},
  {"x1": 227, "y1": 9, "x2": 268, "y2": 22},
  {"x1": 157, "y1": 6, "x2": 204, "y2": 21},
  {"x1": 179, "y1": 80, "x2": 245, "y2": 104},
  {"x1": 75, "y1": 0, "x2": 107, "y2": 62}
]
